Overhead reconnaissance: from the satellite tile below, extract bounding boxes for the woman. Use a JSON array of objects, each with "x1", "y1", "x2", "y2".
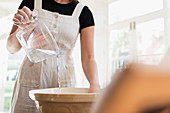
[{"x1": 7, "y1": 0, "x2": 100, "y2": 113}]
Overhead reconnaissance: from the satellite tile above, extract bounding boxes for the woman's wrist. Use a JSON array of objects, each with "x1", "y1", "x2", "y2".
[
  {"x1": 88, "y1": 82, "x2": 100, "y2": 93},
  {"x1": 90, "y1": 81, "x2": 100, "y2": 88},
  {"x1": 7, "y1": 28, "x2": 22, "y2": 54}
]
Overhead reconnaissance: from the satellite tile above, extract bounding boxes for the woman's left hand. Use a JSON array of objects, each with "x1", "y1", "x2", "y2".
[{"x1": 88, "y1": 84, "x2": 100, "y2": 93}]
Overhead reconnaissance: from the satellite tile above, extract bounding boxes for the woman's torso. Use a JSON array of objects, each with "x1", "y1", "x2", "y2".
[{"x1": 18, "y1": 0, "x2": 85, "y2": 88}]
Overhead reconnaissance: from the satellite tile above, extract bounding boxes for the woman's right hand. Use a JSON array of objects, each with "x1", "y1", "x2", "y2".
[
  {"x1": 13, "y1": 6, "x2": 38, "y2": 29},
  {"x1": 7, "y1": 6, "x2": 38, "y2": 54}
]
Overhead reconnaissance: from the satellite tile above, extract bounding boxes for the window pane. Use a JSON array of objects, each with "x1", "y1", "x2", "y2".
[
  {"x1": 138, "y1": 55, "x2": 163, "y2": 64},
  {"x1": 110, "y1": 28, "x2": 130, "y2": 73},
  {"x1": 137, "y1": 18, "x2": 165, "y2": 55},
  {"x1": 109, "y1": 0, "x2": 163, "y2": 24},
  {"x1": 4, "y1": 50, "x2": 25, "y2": 112}
]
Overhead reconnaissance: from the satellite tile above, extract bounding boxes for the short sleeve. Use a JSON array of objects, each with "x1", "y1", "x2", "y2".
[
  {"x1": 18, "y1": 0, "x2": 34, "y2": 11},
  {"x1": 79, "y1": 6, "x2": 95, "y2": 31}
]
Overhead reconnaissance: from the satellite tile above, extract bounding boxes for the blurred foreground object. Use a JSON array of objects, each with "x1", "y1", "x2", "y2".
[{"x1": 92, "y1": 63, "x2": 170, "y2": 113}]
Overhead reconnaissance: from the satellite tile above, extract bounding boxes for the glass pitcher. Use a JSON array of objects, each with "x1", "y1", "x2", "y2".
[{"x1": 16, "y1": 19, "x2": 59, "y2": 63}]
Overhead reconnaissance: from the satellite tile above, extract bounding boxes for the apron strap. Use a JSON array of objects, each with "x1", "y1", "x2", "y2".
[
  {"x1": 34, "y1": 0, "x2": 42, "y2": 10},
  {"x1": 72, "y1": 3, "x2": 85, "y2": 18}
]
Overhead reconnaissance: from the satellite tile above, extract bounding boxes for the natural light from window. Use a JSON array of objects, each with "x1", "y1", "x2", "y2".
[{"x1": 109, "y1": 0, "x2": 163, "y2": 24}]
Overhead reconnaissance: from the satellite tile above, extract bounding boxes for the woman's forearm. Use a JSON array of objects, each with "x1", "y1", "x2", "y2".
[
  {"x1": 80, "y1": 26, "x2": 100, "y2": 92},
  {"x1": 82, "y1": 57, "x2": 99, "y2": 87},
  {"x1": 7, "y1": 28, "x2": 22, "y2": 54}
]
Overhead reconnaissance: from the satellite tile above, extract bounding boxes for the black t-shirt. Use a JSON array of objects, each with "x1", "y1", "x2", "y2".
[{"x1": 18, "y1": 0, "x2": 95, "y2": 31}]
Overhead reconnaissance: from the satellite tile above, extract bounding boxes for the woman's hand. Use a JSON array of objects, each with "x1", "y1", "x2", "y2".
[
  {"x1": 13, "y1": 6, "x2": 37, "y2": 29},
  {"x1": 88, "y1": 83, "x2": 100, "y2": 93},
  {"x1": 7, "y1": 6, "x2": 38, "y2": 54}
]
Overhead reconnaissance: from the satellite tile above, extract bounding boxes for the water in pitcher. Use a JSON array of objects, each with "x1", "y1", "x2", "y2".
[{"x1": 16, "y1": 19, "x2": 59, "y2": 63}]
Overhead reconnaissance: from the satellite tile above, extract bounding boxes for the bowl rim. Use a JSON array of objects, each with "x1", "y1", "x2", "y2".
[{"x1": 29, "y1": 87, "x2": 99, "y2": 95}]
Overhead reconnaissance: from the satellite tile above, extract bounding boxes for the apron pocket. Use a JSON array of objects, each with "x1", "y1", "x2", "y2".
[{"x1": 19, "y1": 57, "x2": 41, "y2": 87}]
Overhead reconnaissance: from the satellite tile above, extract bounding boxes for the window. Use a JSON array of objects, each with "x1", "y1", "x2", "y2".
[
  {"x1": 136, "y1": 18, "x2": 165, "y2": 64},
  {"x1": 110, "y1": 28, "x2": 130, "y2": 73},
  {"x1": 4, "y1": 51, "x2": 25, "y2": 112},
  {"x1": 108, "y1": 0, "x2": 169, "y2": 80},
  {"x1": 137, "y1": 18, "x2": 165, "y2": 55}
]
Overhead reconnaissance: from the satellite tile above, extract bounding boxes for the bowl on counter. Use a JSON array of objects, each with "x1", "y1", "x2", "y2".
[{"x1": 29, "y1": 88, "x2": 98, "y2": 113}]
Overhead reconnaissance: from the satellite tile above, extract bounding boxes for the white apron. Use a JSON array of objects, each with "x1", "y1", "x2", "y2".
[{"x1": 10, "y1": 0, "x2": 84, "y2": 112}]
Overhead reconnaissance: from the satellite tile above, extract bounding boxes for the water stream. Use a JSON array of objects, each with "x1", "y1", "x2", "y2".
[{"x1": 29, "y1": 48, "x2": 62, "y2": 93}]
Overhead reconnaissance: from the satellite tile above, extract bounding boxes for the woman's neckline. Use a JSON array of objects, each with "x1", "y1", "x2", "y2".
[{"x1": 53, "y1": 0, "x2": 74, "y2": 5}]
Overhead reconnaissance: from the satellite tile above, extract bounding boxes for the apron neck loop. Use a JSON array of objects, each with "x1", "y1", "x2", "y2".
[
  {"x1": 34, "y1": 0, "x2": 42, "y2": 10},
  {"x1": 72, "y1": 3, "x2": 85, "y2": 18}
]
